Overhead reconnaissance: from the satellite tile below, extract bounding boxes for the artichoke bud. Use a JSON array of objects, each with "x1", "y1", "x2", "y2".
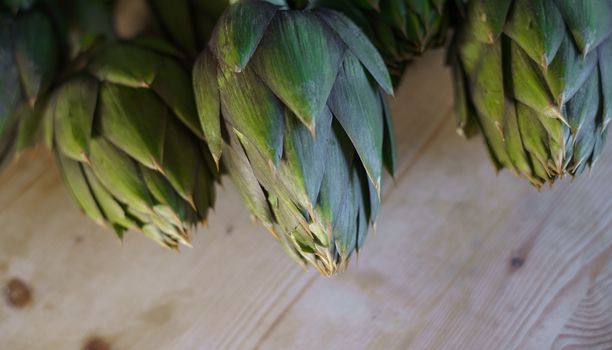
[
  {"x1": 449, "y1": 0, "x2": 612, "y2": 187},
  {"x1": 51, "y1": 40, "x2": 217, "y2": 249},
  {"x1": 194, "y1": 0, "x2": 397, "y2": 275}
]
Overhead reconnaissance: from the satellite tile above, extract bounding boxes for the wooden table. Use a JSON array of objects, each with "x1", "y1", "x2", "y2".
[{"x1": 1, "y1": 50, "x2": 611, "y2": 350}]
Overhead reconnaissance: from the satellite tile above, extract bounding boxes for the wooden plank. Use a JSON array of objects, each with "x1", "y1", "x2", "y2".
[{"x1": 0, "y1": 50, "x2": 456, "y2": 349}]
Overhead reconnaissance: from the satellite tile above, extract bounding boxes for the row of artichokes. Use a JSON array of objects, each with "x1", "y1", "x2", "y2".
[{"x1": 1, "y1": 0, "x2": 610, "y2": 276}]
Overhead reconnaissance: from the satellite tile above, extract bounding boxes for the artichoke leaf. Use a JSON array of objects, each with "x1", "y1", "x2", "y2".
[
  {"x1": 54, "y1": 76, "x2": 98, "y2": 162},
  {"x1": 251, "y1": 11, "x2": 345, "y2": 132},
  {"x1": 218, "y1": 64, "x2": 284, "y2": 168},
  {"x1": 315, "y1": 122, "x2": 354, "y2": 244},
  {"x1": 88, "y1": 138, "x2": 154, "y2": 214},
  {"x1": 193, "y1": 50, "x2": 222, "y2": 165},
  {"x1": 328, "y1": 52, "x2": 383, "y2": 195},
  {"x1": 316, "y1": 8, "x2": 393, "y2": 94},
  {"x1": 160, "y1": 119, "x2": 200, "y2": 207},
  {"x1": 83, "y1": 166, "x2": 133, "y2": 231},
  {"x1": 554, "y1": 0, "x2": 612, "y2": 56},
  {"x1": 221, "y1": 132, "x2": 275, "y2": 228},
  {"x1": 279, "y1": 107, "x2": 332, "y2": 211},
  {"x1": 503, "y1": 0, "x2": 564, "y2": 68},
  {"x1": 546, "y1": 37, "x2": 597, "y2": 105},
  {"x1": 89, "y1": 44, "x2": 161, "y2": 88},
  {"x1": 151, "y1": 58, "x2": 203, "y2": 139},
  {"x1": 98, "y1": 83, "x2": 167, "y2": 170},
  {"x1": 56, "y1": 153, "x2": 105, "y2": 226},
  {"x1": 210, "y1": 0, "x2": 278, "y2": 71},
  {"x1": 465, "y1": 0, "x2": 512, "y2": 44}
]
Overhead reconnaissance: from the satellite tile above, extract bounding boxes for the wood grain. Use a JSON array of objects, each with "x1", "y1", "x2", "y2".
[
  {"x1": 552, "y1": 257, "x2": 612, "y2": 350},
  {"x1": 0, "y1": 49, "x2": 611, "y2": 350}
]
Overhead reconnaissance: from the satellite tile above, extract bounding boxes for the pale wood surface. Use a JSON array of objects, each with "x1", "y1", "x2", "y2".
[{"x1": 0, "y1": 50, "x2": 610, "y2": 350}]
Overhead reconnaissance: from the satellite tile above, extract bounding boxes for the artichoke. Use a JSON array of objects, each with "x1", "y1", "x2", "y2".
[
  {"x1": 48, "y1": 39, "x2": 217, "y2": 248},
  {"x1": 193, "y1": 0, "x2": 396, "y2": 275},
  {"x1": 450, "y1": 0, "x2": 612, "y2": 187},
  {"x1": 313, "y1": 0, "x2": 450, "y2": 83},
  {"x1": 0, "y1": 2, "x2": 58, "y2": 169}
]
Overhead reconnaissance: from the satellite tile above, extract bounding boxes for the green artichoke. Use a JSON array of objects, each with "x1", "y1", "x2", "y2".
[
  {"x1": 193, "y1": 0, "x2": 396, "y2": 275},
  {"x1": 313, "y1": 0, "x2": 450, "y2": 83},
  {"x1": 0, "y1": 3, "x2": 58, "y2": 169},
  {"x1": 450, "y1": 0, "x2": 612, "y2": 187},
  {"x1": 49, "y1": 39, "x2": 217, "y2": 248}
]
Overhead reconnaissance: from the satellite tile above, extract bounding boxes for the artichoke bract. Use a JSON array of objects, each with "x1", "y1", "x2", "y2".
[
  {"x1": 49, "y1": 39, "x2": 217, "y2": 248},
  {"x1": 451, "y1": 0, "x2": 612, "y2": 187},
  {"x1": 193, "y1": 0, "x2": 397, "y2": 275},
  {"x1": 0, "y1": 4, "x2": 58, "y2": 169},
  {"x1": 313, "y1": 0, "x2": 450, "y2": 84}
]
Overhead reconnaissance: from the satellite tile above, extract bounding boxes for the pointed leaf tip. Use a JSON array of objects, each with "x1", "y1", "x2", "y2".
[
  {"x1": 54, "y1": 76, "x2": 99, "y2": 162},
  {"x1": 218, "y1": 65, "x2": 285, "y2": 169},
  {"x1": 252, "y1": 11, "x2": 345, "y2": 129},
  {"x1": 193, "y1": 49, "x2": 223, "y2": 163},
  {"x1": 210, "y1": 0, "x2": 278, "y2": 71},
  {"x1": 315, "y1": 8, "x2": 394, "y2": 95},
  {"x1": 329, "y1": 53, "x2": 384, "y2": 193}
]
